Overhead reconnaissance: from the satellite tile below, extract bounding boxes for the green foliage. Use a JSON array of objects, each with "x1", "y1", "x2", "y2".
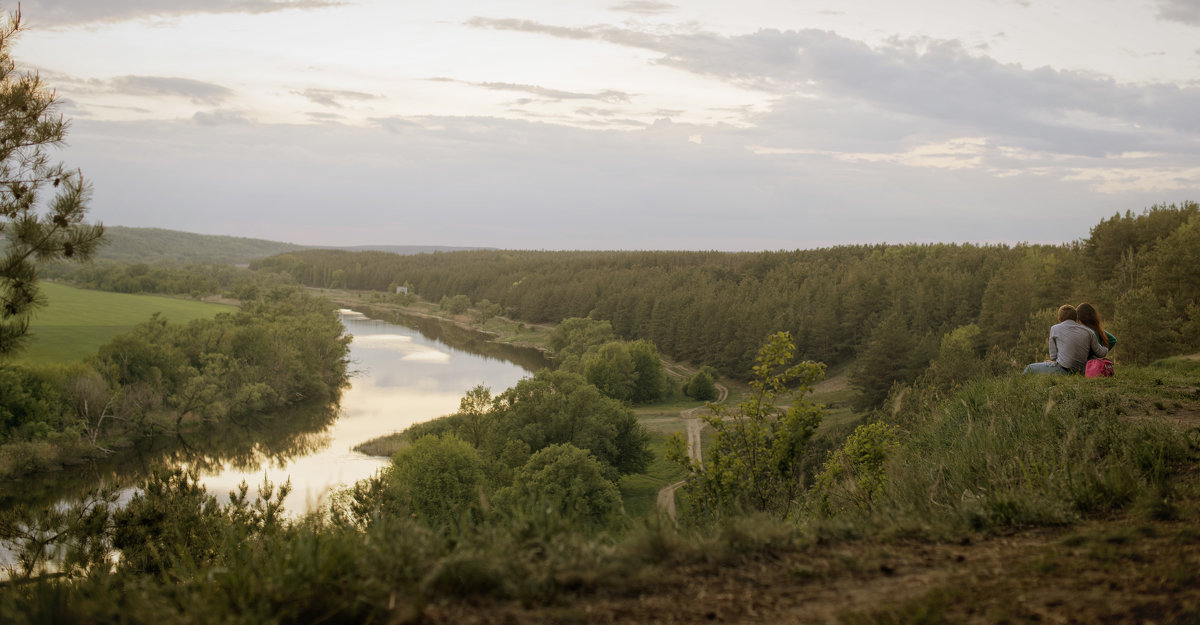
[
  {"x1": 574, "y1": 339, "x2": 669, "y2": 404},
  {"x1": 440, "y1": 293, "x2": 472, "y2": 315},
  {"x1": 812, "y1": 421, "x2": 900, "y2": 515},
  {"x1": 456, "y1": 383, "x2": 493, "y2": 448},
  {"x1": 490, "y1": 369, "x2": 652, "y2": 477},
  {"x1": 1083, "y1": 202, "x2": 1199, "y2": 286},
  {"x1": 674, "y1": 332, "x2": 826, "y2": 518},
  {"x1": 0, "y1": 364, "x2": 69, "y2": 443},
  {"x1": 388, "y1": 435, "x2": 487, "y2": 530},
  {"x1": 0, "y1": 285, "x2": 350, "y2": 480},
  {"x1": 1110, "y1": 286, "x2": 1182, "y2": 365},
  {"x1": 858, "y1": 367, "x2": 1199, "y2": 536},
  {"x1": 849, "y1": 313, "x2": 936, "y2": 411},
  {"x1": 922, "y1": 324, "x2": 991, "y2": 393},
  {"x1": 0, "y1": 483, "x2": 117, "y2": 580},
  {"x1": 499, "y1": 443, "x2": 624, "y2": 533},
  {"x1": 1012, "y1": 306, "x2": 1058, "y2": 366},
  {"x1": 253, "y1": 202, "x2": 1200, "y2": 396},
  {"x1": 583, "y1": 341, "x2": 636, "y2": 401},
  {"x1": 0, "y1": 13, "x2": 104, "y2": 356},
  {"x1": 475, "y1": 298, "x2": 503, "y2": 323},
  {"x1": 549, "y1": 316, "x2": 614, "y2": 363},
  {"x1": 684, "y1": 366, "x2": 719, "y2": 401},
  {"x1": 111, "y1": 468, "x2": 290, "y2": 576},
  {"x1": 627, "y1": 339, "x2": 668, "y2": 402}
]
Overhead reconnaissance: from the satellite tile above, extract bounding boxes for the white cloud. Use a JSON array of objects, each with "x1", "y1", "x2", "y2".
[
  {"x1": 1156, "y1": 0, "x2": 1200, "y2": 25},
  {"x1": 18, "y1": 0, "x2": 340, "y2": 26},
  {"x1": 428, "y1": 78, "x2": 633, "y2": 103},
  {"x1": 110, "y1": 75, "x2": 233, "y2": 104},
  {"x1": 293, "y1": 89, "x2": 382, "y2": 108},
  {"x1": 610, "y1": 2, "x2": 677, "y2": 16}
]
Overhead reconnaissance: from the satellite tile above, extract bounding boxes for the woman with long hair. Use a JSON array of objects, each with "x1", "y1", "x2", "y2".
[{"x1": 1077, "y1": 302, "x2": 1117, "y2": 350}]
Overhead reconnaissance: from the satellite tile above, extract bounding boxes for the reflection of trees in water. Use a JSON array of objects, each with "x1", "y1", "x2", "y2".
[
  {"x1": 0, "y1": 398, "x2": 341, "y2": 512},
  {"x1": 0, "y1": 400, "x2": 341, "y2": 576},
  {"x1": 165, "y1": 401, "x2": 338, "y2": 474},
  {"x1": 352, "y1": 304, "x2": 550, "y2": 373}
]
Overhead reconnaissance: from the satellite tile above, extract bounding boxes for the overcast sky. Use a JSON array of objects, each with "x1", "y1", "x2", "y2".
[{"x1": 11, "y1": 0, "x2": 1200, "y2": 250}]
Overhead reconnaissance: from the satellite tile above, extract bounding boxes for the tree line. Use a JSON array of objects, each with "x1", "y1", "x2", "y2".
[
  {"x1": 0, "y1": 285, "x2": 350, "y2": 480},
  {"x1": 253, "y1": 202, "x2": 1200, "y2": 409}
]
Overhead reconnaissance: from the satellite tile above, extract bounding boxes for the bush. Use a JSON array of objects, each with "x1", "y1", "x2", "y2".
[{"x1": 500, "y1": 443, "x2": 625, "y2": 533}]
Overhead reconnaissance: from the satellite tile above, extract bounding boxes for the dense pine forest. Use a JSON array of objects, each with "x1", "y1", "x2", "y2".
[{"x1": 254, "y1": 202, "x2": 1200, "y2": 409}]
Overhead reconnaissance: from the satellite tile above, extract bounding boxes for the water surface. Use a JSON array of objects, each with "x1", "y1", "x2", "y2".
[{"x1": 193, "y1": 310, "x2": 534, "y2": 514}]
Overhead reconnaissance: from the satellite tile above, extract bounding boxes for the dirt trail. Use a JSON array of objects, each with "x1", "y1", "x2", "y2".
[{"x1": 656, "y1": 382, "x2": 727, "y2": 519}]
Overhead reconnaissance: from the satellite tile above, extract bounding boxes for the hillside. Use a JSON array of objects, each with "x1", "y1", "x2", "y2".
[
  {"x1": 94, "y1": 227, "x2": 308, "y2": 264},
  {"x1": 90, "y1": 227, "x2": 493, "y2": 265}
]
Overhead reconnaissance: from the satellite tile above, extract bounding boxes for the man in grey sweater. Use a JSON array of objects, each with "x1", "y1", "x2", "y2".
[{"x1": 1023, "y1": 305, "x2": 1110, "y2": 375}]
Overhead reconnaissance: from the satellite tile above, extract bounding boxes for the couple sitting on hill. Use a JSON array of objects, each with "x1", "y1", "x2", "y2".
[{"x1": 1024, "y1": 303, "x2": 1117, "y2": 375}]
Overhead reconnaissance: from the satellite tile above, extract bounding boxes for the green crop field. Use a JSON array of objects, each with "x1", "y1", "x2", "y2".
[{"x1": 13, "y1": 282, "x2": 235, "y2": 364}]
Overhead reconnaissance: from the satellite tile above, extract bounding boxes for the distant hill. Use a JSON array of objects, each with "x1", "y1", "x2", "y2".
[
  {"x1": 95, "y1": 227, "x2": 309, "y2": 264},
  {"x1": 91, "y1": 227, "x2": 490, "y2": 264},
  {"x1": 330, "y1": 244, "x2": 495, "y2": 255}
]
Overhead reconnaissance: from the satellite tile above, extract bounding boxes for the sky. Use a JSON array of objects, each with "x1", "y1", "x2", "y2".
[{"x1": 9, "y1": 0, "x2": 1200, "y2": 250}]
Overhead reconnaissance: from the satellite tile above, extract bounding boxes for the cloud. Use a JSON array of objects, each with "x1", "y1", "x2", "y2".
[
  {"x1": 429, "y1": 77, "x2": 632, "y2": 103},
  {"x1": 610, "y1": 2, "x2": 677, "y2": 16},
  {"x1": 306, "y1": 111, "x2": 345, "y2": 122},
  {"x1": 192, "y1": 109, "x2": 252, "y2": 125},
  {"x1": 67, "y1": 113, "x2": 1196, "y2": 253},
  {"x1": 110, "y1": 75, "x2": 233, "y2": 104},
  {"x1": 1156, "y1": 0, "x2": 1200, "y2": 25},
  {"x1": 19, "y1": 0, "x2": 341, "y2": 26},
  {"x1": 466, "y1": 18, "x2": 1200, "y2": 157},
  {"x1": 293, "y1": 88, "x2": 382, "y2": 108}
]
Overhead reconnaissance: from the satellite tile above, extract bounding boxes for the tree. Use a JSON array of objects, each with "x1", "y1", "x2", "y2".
[
  {"x1": 671, "y1": 332, "x2": 825, "y2": 517},
  {"x1": 490, "y1": 369, "x2": 652, "y2": 478},
  {"x1": 499, "y1": 443, "x2": 623, "y2": 532},
  {"x1": 583, "y1": 341, "x2": 636, "y2": 401},
  {"x1": 456, "y1": 383, "x2": 492, "y2": 448},
  {"x1": 548, "y1": 317, "x2": 614, "y2": 361},
  {"x1": 685, "y1": 366, "x2": 718, "y2": 401},
  {"x1": 627, "y1": 339, "x2": 667, "y2": 402},
  {"x1": 388, "y1": 434, "x2": 486, "y2": 529},
  {"x1": 0, "y1": 12, "x2": 104, "y2": 355}
]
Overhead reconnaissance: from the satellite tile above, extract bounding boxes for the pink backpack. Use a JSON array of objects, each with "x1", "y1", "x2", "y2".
[{"x1": 1085, "y1": 358, "x2": 1114, "y2": 378}]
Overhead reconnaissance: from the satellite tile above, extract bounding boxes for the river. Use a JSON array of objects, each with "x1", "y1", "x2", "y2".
[
  {"x1": 0, "y1": 309, "x2": 542, "y2": 517},
  {"x1": 196, "y1": 309, "x2": 538, "y2": 514}
]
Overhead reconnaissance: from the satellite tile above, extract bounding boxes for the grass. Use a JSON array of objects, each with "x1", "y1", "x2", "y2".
[
  {"x1": 5, "y1": 359, "x2": 1200, "y2": 623},
  {"x1": 619, "y1": 435, "x2": 688, "y2": 519},
  {"x1": 13, "y1": 282, "x2": 234, "y2": 364}
]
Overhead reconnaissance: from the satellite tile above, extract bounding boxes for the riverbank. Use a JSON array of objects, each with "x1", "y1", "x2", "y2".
[{"x1": 308, "y1": 287, "x2": 556, "y2": 355}]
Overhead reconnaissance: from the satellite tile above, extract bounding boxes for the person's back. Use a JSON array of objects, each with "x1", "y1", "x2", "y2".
[
  {"x1": 1048, "y1": 319, "x2": 1107, "y2": 372},
  {"x1": 1024, "y1": 305, "x2": 1109, "y2": 375}
]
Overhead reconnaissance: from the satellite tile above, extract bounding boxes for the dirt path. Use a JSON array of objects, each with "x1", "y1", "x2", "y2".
[{"x1": 656, "y1": 382, "x2": 727, "y2": 519}]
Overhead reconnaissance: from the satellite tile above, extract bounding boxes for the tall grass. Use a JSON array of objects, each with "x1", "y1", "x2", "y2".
[
  {"x1": 815, "y1": 362, "x2": 1199, "y2": 537},
  {"x1": 3, "y1": 362, "x2": 1197, "y2": 623}
]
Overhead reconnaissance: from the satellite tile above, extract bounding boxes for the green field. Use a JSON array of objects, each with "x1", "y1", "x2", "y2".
[{"x1": 13, "y1": 282, "x2": 235, "y2": 364}]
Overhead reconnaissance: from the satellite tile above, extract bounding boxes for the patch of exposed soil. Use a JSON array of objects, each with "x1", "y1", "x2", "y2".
[{"x1": 419, "y1": 518, "x2": 1200, "y2": 624}]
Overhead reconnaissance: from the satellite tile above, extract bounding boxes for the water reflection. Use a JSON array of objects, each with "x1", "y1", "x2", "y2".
[
  {"x1": 0, "y1": 310, "x2": 537, "y2": 516},
  {"x1": 181, "y1": 311, "x2": 535, "y2": 514}
]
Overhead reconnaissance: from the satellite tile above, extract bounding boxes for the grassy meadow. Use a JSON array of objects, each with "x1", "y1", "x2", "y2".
[{"x1": 14, "y1": 282, "x2": 235, "y2": 364}]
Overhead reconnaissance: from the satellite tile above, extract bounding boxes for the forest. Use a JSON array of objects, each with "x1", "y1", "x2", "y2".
[
  {"x1": 254, "y1": 202, "x2": 1200, "y2": 409},
  {"x1": 0, "y1": 204, "x2": 1197, "y2": 623}
]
